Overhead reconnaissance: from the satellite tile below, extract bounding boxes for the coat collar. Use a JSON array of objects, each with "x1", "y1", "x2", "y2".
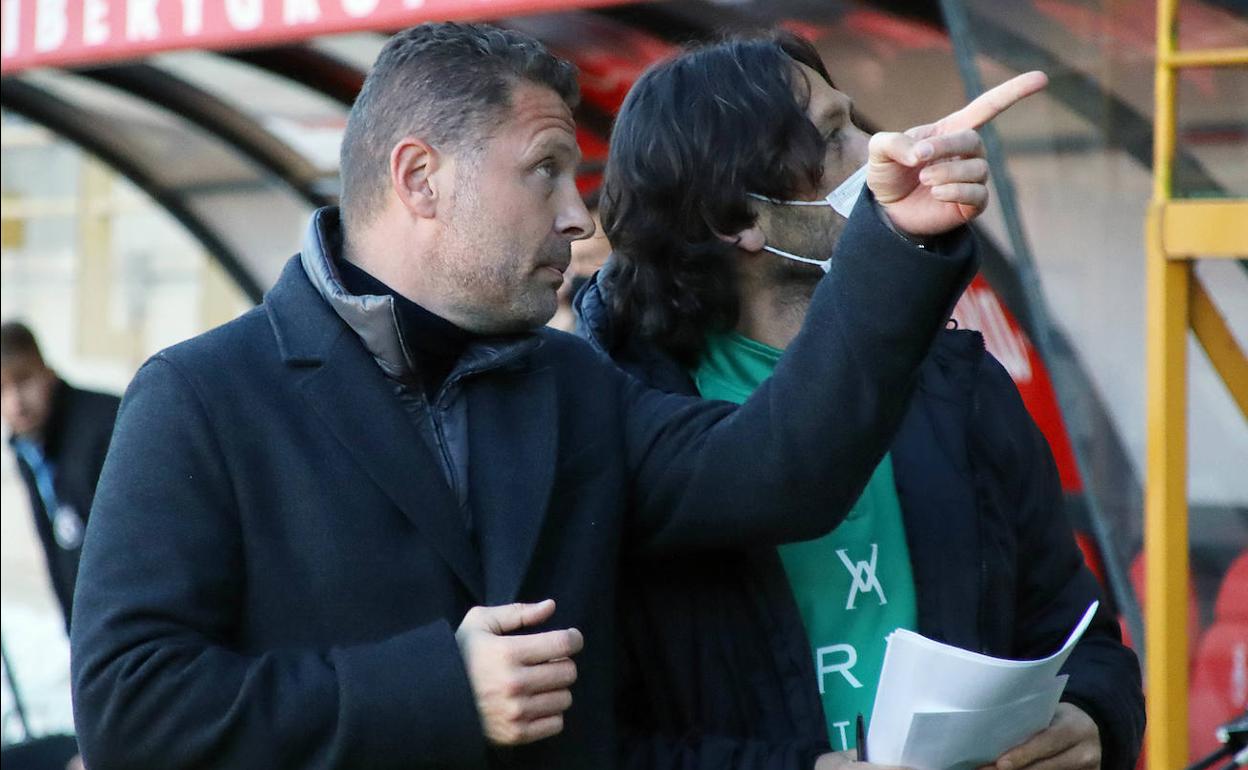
[
  {"x1": 268, "y1": 208, "x2": 542, "y2": 382},
  {"x1": 263, "y1": 253, "x2": 486, "y2": 598},
  {"x1": 300, "y1": 207, "x2": 412, "y2": 379},
  {"x1": 263, "y1": 252, "x2": 344, "y2": 367},
  {"x1": 263, "y1": 213, "x2": 491, "y2": 595},
  {"x1": 262, "y1": 209, "x2": 559, "y2": 602},
  {"x1": 572, "y1": 259, "x2": 699, "y2": 396}
]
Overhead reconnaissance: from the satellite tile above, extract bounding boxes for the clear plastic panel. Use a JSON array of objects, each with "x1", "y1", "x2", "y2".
[
  {"x1": 15, "y1": 68, "x2": 313, "y2": 290},
  {"x1": 151, "y1": 50, "x2": 350, "y2": 174}
]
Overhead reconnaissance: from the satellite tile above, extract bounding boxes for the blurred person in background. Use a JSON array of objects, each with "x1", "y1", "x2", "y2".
[
  {"x1": 575, "y1": 32, "x2": 1143, "y2": 770},
  {"x1": 1, "y1": 320, "x2": 118, "y2": 631},
  {"x1": 1, "y1": 321, "x2": 110, "y2": 770},
  {"x1": 549, "y1": 202, "x2": 610, "y2": 332}
]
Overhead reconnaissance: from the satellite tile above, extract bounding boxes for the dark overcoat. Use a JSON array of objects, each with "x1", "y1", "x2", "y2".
[{"x1": 70, "y1": 197, "x2": 973, "y2": 769}]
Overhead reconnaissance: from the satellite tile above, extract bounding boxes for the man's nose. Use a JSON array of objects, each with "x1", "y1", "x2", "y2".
[
  {"x1": 848, "y1": 126, "x2": 871, "y2": 166},
  {"x1": 557, "y1": 190, "x2": 596, "y2": 242}
]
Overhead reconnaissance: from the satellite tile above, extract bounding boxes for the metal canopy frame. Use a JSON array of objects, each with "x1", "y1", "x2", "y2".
[
  {"x1": 0, "y1": 77, "x2": 265, "y2": 302},
  {"x1": 2, "y1": 41, "x2": 363, "y2": 297},
  {"x1": 78, "y1": 63, "x2": 336, "y2": 209},
  {"x1": 224, "y1": 46, "x2": 367, "y2": 108}
]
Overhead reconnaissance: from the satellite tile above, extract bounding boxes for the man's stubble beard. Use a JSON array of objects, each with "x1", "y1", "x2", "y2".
[
  {"x1": 763, "y1": 207, "x2": 847, "y2": 307},
  {"x1": 436, "y1": 175, "x2": 560, "y2": 334}
]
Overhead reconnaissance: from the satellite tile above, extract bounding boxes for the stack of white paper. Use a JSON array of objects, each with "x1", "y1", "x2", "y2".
[{"x1": 867, "y1": 602, "x2": 1099, "y2": 770}]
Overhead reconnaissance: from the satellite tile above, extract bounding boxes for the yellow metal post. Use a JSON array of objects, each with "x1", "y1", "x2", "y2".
[
  {"x1": 1144, "y1": 207, "x2": 1190, "y2": 770},
  {"x1": 1145, "y1": 0, "x2": 1189, "y2": 767},
  {"x1": 1146, "y1": 1, "x2": 1247, "y2": 766}
]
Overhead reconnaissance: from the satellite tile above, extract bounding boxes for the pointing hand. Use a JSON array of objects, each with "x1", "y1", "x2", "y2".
[{"x1": 867, "y1": 71, "x2": 1049, "y2": 238}]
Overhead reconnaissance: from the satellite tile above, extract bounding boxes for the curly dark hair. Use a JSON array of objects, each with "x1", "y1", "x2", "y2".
[
  {"x1": 339, "y1": 22, "x2": 579, "y2": 233},
  {"x1": 600, "y1": 32, "x2": 834, "y2": 367}
]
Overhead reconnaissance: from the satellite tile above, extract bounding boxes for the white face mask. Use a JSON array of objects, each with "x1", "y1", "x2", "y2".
[{"x1": 745, "y1": 163, "x2": 868, "y2": 273}]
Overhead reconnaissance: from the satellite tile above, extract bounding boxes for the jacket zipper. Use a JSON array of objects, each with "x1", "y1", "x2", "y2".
[
  {"x1": 969, "y1": 334, "x2": 990, "y2": 655},
  {"x1": 427, "y1": 383, "x2": 460, "y2": 500},
  {"x1": 431, "y1": 406, "x2": 457, "y2": 495},
  {"x1": 429, "y1": 366, "x2": 483, "y2": 501},
  {"x1": 427, "y1": 349, "x2": 532, "y2": 504}
]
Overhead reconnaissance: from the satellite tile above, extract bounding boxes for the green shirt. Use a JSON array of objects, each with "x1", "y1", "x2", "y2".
[{"x1": 692, "y1": 331, "x2": 919, "y2": 752}]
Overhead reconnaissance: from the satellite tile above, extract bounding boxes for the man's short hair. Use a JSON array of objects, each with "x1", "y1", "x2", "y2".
[
  {"x1": 339, "y1": 22, "x2": 580, "y2": 230},
  {"x1": 0, "y1": 320, "x2": 42, "y2": 363},
  {"x1": 600, "y1": 32, "x2": 835, "y2": 366}
]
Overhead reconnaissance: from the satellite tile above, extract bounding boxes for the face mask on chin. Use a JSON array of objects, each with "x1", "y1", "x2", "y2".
[{"x1": 745, "y1": 163, "x2": 868, "y2": 273}]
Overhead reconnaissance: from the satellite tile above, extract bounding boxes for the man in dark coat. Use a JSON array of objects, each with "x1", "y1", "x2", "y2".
[
  {"x1": 575, "y1": 33, "x2": 1143, "y2": 770},
  {"x1": 70, "y1": 22, "x2": 1009, "y2": 769},
  {"x1": 2, "y1": 320, "x2": 119, "y2": 629}
]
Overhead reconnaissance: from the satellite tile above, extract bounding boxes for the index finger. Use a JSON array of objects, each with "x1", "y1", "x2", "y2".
[
  {"x1": 508, "y1": 628, "x2": 585, "y2": 665},
  {"x1": 939, "y1": 71, "x2": 1048, "y2": 132}
]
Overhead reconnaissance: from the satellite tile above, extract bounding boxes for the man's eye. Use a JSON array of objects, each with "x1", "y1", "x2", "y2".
[{"x1": 536, "y1": 160, "x2": 558, "y2": 178}]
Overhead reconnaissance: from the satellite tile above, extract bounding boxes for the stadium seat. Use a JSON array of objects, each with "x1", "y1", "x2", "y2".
[
  {"x1": 1188, "y1": 552, "x2": 1248, "y2": 761},
  {"x1": 1213, "y1": 553, "x2": 1248, "y2": 622}
]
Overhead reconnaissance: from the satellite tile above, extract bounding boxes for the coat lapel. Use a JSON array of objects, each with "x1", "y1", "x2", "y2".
[
  {"x1": 300, "y1": 330, "x2": 485, "y2": 602},
  {"x1": 468, "y1": 364, "x2": 558, "y2": 605}
]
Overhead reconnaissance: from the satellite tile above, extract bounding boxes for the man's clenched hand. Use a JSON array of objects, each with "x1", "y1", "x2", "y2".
[{"x1": 456, "y1": 599, "x2": 583, "y2": 747}]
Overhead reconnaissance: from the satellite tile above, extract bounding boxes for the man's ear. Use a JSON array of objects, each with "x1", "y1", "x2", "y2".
[
  {"x1": 715, "y1": 224, "x2": 766, "y2": 254},
  {"x1": 390, "y1": 137, "x2": 441, "y2": 219}
]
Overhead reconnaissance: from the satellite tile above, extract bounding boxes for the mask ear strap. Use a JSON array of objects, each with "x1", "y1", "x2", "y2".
[
  {"x1": 746, "y1": 192, "x2": 829, "y2": 207},
  {"x1": 761, "y1": 245, "x2": 832, "y2": 271}
]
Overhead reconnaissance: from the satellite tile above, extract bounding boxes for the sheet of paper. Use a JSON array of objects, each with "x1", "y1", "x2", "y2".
[
  {"x1": 897, "y1": 676, "x2": 1069, "y2": 770},
  {"x1": 867, "y1": 601, "x2": 1098, "y2": 765}
]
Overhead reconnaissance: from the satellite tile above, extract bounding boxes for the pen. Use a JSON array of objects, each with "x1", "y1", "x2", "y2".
[{"x1": 856, "y1": 713, "x2": 868, "y2": 763}]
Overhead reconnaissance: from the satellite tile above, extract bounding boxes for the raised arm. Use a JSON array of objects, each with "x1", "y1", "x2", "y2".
[
  {"x1": 620, "y1": 188, "x2": 975, "y2": 553},
  {"x1": 619, "y1": 73, "x2": 1048, "y2": 554}
]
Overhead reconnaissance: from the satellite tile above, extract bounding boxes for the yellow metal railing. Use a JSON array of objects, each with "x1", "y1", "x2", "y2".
[{"x1": 1145, "y1": 3, "x2": 1248, "y2": 769}]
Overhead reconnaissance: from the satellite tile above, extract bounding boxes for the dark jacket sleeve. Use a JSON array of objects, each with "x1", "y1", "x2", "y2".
[
  {"x1": 620, "y1": 194, "x2": 977, "y2": 554},
  {"x1": 973, "y1": 355, "x2": 1145, "y2": 770},
  {"x1": 70, "y1": 357, "x2": 486, "y2": 770}
]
